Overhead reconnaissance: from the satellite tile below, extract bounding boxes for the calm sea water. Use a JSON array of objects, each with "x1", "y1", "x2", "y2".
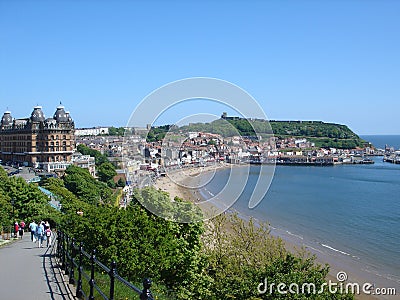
[
  {"x1": 199, "y1": 135, "x2": 400, "y2": 290},
  {"x1": 361, "y1": 135, "x2": 400, "y2": 150}
]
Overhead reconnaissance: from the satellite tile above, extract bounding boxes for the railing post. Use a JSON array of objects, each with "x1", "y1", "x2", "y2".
[
  {"x1": 89, "y1": 249, "x2": 96, "y2": 300},
  {"x1": 76, "y1": 242, "x2": 84, "y2": 298},
  {"x1": 64, "y1": 234, "x2": 69, "y2": 275},
  {"x1": 109, "y1": 261, "x2": 116, "y2": 300},
  {"x1": 56, "y1": 230, "x2": 60, "y2": 258},
  {"x1": 61, "y1": 232, "x2": 66, "y2": 270},
  {"x1": 140, "y1": 278, "x2": 153, "y2": 300},
  {"x1": 69, "y1": 238, "x2": 76, "y2": 284}
]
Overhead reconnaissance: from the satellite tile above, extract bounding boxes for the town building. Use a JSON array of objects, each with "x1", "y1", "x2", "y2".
[
  {"x1": 70, "y1": 151, "x2": 96, "y2": 176},
  {"x1": 75, "y1": 127, "x2": 109, "y2": 136},
  {"x1": 0, "y1": 105, "x2": 75, "y2": 171}
]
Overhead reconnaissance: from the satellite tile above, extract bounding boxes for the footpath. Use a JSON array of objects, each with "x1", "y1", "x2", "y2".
[{"x1": 0, "y1": 234, "x2": 75, "y2": 300}]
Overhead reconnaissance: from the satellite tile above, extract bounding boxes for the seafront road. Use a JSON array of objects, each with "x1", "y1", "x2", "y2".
[{"x1": 0, "y1": 235, "x2": 75, "y2": 300}]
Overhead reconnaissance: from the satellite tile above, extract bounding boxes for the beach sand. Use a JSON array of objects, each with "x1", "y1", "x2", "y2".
[{"x1": 154, "y1": 165, "x2": 390, "y2": 300}]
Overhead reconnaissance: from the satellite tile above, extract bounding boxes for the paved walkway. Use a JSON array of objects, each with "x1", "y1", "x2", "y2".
[{"x1": 0, "y1": 235, "x2": 75, "y2": 300}]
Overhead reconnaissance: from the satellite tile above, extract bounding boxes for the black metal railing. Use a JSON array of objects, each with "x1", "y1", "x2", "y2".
[{"x1": 56, "y1": 230, "x2": 154, "y2": 300}]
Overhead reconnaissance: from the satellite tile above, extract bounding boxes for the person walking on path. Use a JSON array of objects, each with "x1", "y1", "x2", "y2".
[
  {"x1": 36, "y1": 222, "x2": 44, "y2": 248},
  {"x1": 14, "y1": 221, "x2": 19, "y2": 238},
  {"x1": 19, "y1": 220, "x2": 25, "y2": 239},
  {"x1": 45, "y1": 220, "x2": 50, "y2": 231},
  {"x1": 45, "y1": 226, "x2": 52, "y2": 247},
  {"x1": 29, "y1": 220, "x2": 37, "y2": 242}
]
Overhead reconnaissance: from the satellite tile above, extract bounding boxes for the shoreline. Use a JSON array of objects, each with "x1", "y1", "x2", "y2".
[{"x1": 154, "y1": 164, "x2": 399, "y2": 300}]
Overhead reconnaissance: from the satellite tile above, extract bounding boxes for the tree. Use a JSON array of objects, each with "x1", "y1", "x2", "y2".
[
  {"x1": 117, "y1": 178, "x2": 126, "y2": 187},
  {"x1": 108, "y1": 126, "x2": 126, "y2": 136},
  {"x1": 0, "y1": 166, "x2": 62, "y2": 225},
  {"x1": 0, "y1": 189, "x2": 12, "y2": 227},
  {"x1": 200, "y1": 214, "x2": 353, "y2": 299},
  {"x1": 77, "y1": 144, "x2": 109, "y2": 165},
  {"x1": 64, "y1": 165, "x2": 115, "y2": 205},
  {"x1": 97, "y1": 162, "x2": 117, "y2": 183}
]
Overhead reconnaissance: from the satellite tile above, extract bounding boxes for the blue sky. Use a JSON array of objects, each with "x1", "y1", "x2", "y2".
[{"x1": 0, "y1": 0, "x2": 399, "y2": 134}]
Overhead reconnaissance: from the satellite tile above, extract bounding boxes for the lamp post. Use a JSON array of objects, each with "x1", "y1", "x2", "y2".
[{"x1": 11, "y1": 198, "x2": 15, "y2": 238}]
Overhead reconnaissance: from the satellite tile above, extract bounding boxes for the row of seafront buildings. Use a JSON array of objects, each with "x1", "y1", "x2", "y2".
[
  {"x1": 383, "y1": 145, "x2": 400, "y2": 164},
  {"x1": 116, "y1": 131, "x2": 376, "y2": 177},
  {"x1": 2, "y1": 105, "x2": 379, "y2": 177},
  {"x1": 0, "y1": 105, "x2": 95, "y2": 174}
]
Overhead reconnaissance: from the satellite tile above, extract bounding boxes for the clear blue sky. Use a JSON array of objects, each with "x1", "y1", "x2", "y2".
[{"x1": 1, "y1": 0, "x2": 399, "y2": 134}]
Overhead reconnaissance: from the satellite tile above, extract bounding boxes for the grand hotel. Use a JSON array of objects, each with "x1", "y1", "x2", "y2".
[{"x1": 0, "y1": 105, "x2": 75, "y2": 171}]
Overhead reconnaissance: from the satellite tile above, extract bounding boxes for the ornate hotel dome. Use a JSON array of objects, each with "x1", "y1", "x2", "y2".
[
  {"x1": 53, "y1": 105, "x2": 68, "y2": 122},
  {"x1": 31, "y1": 106, "x2": 46, "y2": 122},
  {"x1": 65, "y1": 111, "x2": 73, "y2": 122},
  {"x1": 1, "y1": 111, "x2": 13, "y2": 126}
]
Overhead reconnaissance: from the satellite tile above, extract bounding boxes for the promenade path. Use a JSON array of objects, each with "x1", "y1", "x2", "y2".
[{"x1": 0, "y1": 235, "x2": 75, "y2": 300}]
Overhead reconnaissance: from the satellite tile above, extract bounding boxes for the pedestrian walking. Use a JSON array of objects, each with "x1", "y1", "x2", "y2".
[
  {"x1": 36, "y1": 222, "x2": 44, "y2": 248},
  {"x1": 19, "y1": 220, "x2": 25, "y2": 239},
  {"x1": 45, "y1": 227, "x2": 52, "y2": 247},
  {"x1": 29, "y1": 220, "x2": 37, "y2": 242},
  {"x1": 14, "y1": 222, "x2": 19, "y2": 238}
]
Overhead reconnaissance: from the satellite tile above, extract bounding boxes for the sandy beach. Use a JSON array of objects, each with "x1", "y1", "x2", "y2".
[
  {"x1": 153, "y1": 164, "x2": 393, "y2": 300},
  {"x1": 154, "y1": 163, "x2": 231, "y2": 201}
]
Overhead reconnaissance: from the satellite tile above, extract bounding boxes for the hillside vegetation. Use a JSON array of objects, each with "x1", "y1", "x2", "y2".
[
  {"x1": 0, "y1": 167, "x2": 62, "y2": 229},
  {"x1": 147, "y1": 118, "x2": 366, "y2": 149}
]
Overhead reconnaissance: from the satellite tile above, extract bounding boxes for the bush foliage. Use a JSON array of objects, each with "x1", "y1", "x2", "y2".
[{"x1": 0, "y1": 167, "x2": 62, "y2": 228}]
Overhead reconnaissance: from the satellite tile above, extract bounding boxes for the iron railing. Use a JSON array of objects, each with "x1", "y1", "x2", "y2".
[{"x1": 56, "y1": 230, "x2": 154, "y2": 300}]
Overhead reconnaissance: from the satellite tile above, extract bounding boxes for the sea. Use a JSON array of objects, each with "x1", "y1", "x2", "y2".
[{"x1": 198, "y1": 135, "x2": 400, "y2": 295}]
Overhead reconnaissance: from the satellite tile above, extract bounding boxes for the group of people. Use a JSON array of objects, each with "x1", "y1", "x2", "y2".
[
  {"x1": 13, "y1": 221, "x2": 25, "y2": 239},
  {"x1": 28, "y1": 220, "x2": 53, "y2": 248}
]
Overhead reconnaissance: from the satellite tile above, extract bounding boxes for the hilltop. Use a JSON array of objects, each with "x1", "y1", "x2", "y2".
[{"x1": 147, "y1": 116, "x2": 366, "y2": 149}]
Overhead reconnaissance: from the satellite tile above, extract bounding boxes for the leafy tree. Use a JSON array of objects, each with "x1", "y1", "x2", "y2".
[
  {"x1": 146, "y1": 125, "x2": 171, "y2": 142},
  {"x1": 0, "y1": 166, "x2": 62, "y2": 226},
  {"x1": 59, "y1": 189, "x2": 207, "y2": 299},
  {"x1": 0, "y1": 189, "x2": 12, "y2": 227},
  {"x1": 63, "y1": 165, "x2": 115, "y2": 205},
  {"x1": 107, "y1": 179, "x2": 116, "y2": 189},
  {"x1": 117, "y1": 178, "x2": 126, "y2": 187},
  {"x1": 200, "y1": 214, "x2": 353, "y2": 299},
  {"x1": 77, "y1": 144, "x2": 109, "y2": 165},
  {"x1": 97, "y1": 162, "x2": 117, "y2": 183},
  {"x1": 108, "y1": 126, "x2": 126, "y2": 136}
]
